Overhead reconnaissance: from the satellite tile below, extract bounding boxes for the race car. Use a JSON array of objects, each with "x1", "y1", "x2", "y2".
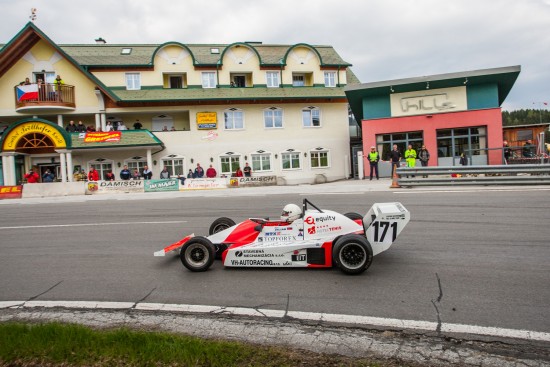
[{"x1": 154, "y1": 199, "x2": 410, "y2": 275}]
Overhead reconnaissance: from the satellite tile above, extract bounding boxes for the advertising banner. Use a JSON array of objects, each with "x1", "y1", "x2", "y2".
[
  {"x1": 229, "y1": 176, "x2": 277, "y2": 187},
  {"x1": 0, "y1": 185, "x2": 23, "y2": 199},
  {"x1": 180, "y1": 178, "x2": 228, "y2": 190},
  {"x1": 83, "y1": 131, "x2": 121, "y2": 143},
  {"x1": 144, "y1": 179, "x2": 179, "y2": 192},
  {"x1": 86, "y1": 180, "x2": 144, "y2": 194}
]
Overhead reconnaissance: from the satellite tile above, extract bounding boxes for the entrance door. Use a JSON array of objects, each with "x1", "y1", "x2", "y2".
[{"x1": 351, "y1": 145, "x2": 362, "y2": 179}]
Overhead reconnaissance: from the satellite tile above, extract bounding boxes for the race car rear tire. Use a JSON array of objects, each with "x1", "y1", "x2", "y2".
[
  {"x1": 180, "y1": 236, "x2": 216, "y2": 272},
  {"x1": 344, "y1": 212, "x2": 363, "y2": 221},
  {"x1": 332, "y1": 234, "x2": 373, "y2": 275},
  {"x1": 209, "y1": 217, "x2": 236, "y2": 235}
]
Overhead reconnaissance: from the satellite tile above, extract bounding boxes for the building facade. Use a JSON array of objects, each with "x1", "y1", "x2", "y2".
[
  {"x1": 0, "y1": 22, "x2": 359, "y2": 186},
  {"x1": 345, "y1": 66, "x2": 520, "y2": 175}
]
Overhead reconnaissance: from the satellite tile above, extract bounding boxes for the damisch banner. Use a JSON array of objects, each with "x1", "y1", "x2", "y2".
[
  {"x1": 83, "y1": 131, "x2": 121, "y2": 143},
  {"x1": 229, "y1": 176, "x2": 277, "y2": 187},
  {"x1": 86, "y1": 180, "x2": 144, "y2": 194}
]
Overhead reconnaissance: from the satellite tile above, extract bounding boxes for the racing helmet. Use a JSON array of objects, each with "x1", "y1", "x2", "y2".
[{"x1": 281, "y1": 203, "x2": 302, "y2": 222}]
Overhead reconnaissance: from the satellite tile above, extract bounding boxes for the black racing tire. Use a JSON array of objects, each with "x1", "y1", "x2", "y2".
[
  {"x1": 180, "y1": 236, "x2": 216, "y2": 272},
  {"x1": 209, "y1": 217, "x2": 236, "y2": 235},
  {"x1": 344, "y1": 212, "x2": 363, "y2": 221},
  {"x1": 332, "y1": 234, "x2": 373, "y2": 275}
]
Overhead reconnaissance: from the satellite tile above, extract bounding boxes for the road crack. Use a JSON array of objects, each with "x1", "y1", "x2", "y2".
[{"x1": 431, "y1": 273, "x2": 443, "y2": 334}]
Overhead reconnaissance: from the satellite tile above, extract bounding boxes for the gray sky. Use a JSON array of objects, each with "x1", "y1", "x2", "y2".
[{"x1": 2, "y1": 0, "x2": 549, "y2": 111}]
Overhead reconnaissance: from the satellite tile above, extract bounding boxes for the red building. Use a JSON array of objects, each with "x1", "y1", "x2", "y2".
[{"x1": 345, "y1": 66, "x2": 520, "y2": 176}]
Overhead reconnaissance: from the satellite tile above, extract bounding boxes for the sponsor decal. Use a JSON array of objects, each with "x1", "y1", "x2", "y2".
[
  {"x1": 0, "y1": 185, "x2": 23, "y2": 200},
  {"x1": 100, "y1": 181, "x2": 143, "y2": 188},
  {"x1": 83, "y1": 131, "x2": 121, "y2": 143},
  {"x1": 315, "y1": 226, "x2": 343, "y2": 234},
  {"x1": 291, "y1": 254, "x2": 306, "y2": 261},
  {"x1": 307, "y1": 226, "x2": 316, "y2": 235},
  {"x1": 305, "y1": 216, "x2": 315, "y2": 225},
  {"x1": 230, "y1": 259, "x2": 274, "y2": 266},
  {"x1": 243, "y1": 249, "x2": 264, "y2": 253},
  {"x1": 261, "y1": 236, "x2": 297, "y2": 242},
  {"x1": 234, "y1": 176, "x2": 277, "y2": 187},
  {"x1": 282, "y1": 261, "x2": 292, "y2": 266},
  {"x1": 145, "y1": 179, "x2": 179, "y2": 192},
  {"x1": 316, "y1": 215, "x2": 336, "y2": 223}
]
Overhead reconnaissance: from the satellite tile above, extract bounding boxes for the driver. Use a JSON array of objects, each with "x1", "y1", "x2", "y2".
[{"x1": 281, "y1": 203, "x2": 302, "y2": 223}]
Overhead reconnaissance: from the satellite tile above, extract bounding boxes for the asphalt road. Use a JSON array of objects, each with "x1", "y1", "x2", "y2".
[{"x1": 1, "y1": 188, "x2": 549, "y2": 334}]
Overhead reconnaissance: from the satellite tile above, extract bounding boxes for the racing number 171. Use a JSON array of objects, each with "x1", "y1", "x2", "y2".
[{"x1": 373, "y1": 221, "x2": 397, "y2": 242}]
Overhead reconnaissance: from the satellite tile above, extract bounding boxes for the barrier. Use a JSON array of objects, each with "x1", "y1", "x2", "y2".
[{"x1": 397, "y1": 164, "x2": 550, "y2": 187}]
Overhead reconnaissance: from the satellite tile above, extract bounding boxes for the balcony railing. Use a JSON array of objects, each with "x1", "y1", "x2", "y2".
[{"x1": 15, "y1": 83, "x2": 76, "y2": 110}]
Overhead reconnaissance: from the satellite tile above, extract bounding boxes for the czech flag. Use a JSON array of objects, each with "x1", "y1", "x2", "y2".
[{"x1": 16, "y1": 84, "x2": 39, "y2": 101}]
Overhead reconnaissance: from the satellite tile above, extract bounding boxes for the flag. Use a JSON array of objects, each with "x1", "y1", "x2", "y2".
[{"x1": 16, "y1": 84, "x2": 38, "y2": 101}]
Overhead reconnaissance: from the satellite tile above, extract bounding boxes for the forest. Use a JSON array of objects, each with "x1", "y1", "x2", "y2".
[{"x1": 502, "y1": 108, "x2": 550, "y2": 126}]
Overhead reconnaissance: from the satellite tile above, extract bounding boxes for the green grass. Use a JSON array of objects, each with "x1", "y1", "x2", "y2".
[{"x1": 0, "y1": 321, "x2": 390, "y2": 367}]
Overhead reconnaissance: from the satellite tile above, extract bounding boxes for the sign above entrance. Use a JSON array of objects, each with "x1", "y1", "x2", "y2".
[
  {"x1": 2, "y1": 121, "x2": 67, "y2": 151},
  {"x1": 390, "y1": 86, "x2": 467, "y2": 117},
  {"x1": 196, "y1": 112, "x2": 217, "y2": 130}
]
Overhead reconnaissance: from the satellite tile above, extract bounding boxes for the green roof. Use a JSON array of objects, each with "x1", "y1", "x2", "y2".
[{"x1": 70, "y1": 130, "x2": 163, "y2": 149}]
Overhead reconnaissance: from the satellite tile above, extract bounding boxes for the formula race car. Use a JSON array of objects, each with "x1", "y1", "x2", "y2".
[{"x1": 154, "y1": 199, "x2": 410, "y2": 275}]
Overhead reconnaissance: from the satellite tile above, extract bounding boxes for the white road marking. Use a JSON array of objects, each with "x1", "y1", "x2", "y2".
[
  {"x1": 393, "y1": 188, "x2": 550, "y2": 194},
  {"x1": 1, "y1": 300, "x2": 548, "y2": 342},
  {"x1": 0, "y1": 221, "x2": 186, "y2": 230}
]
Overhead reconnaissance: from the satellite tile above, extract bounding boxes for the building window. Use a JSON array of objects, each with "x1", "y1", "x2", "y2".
[
  {"x1": 302, "y1": 106, "x2": 321, "y2": 127},
  {"x1": 282, "y1": 151, "x2": 301, "y2": 170},
  {"x1": 125, "y1": 157, "x2": 147, "y2": 173},
  {"x1": 324, "y1": 72, "x2": 336, "y2": 87},
  {"x1": 224, "y1": 108, "x2": 244, "y2": 130},
  {"x1": 436, "y1": 127, "x2": 487, "y2": 158},
  {"x1": 125, "y1": 73, "x2": 141, "y2": 90},
  {"x1": 516, "y1": 129, "x2": 533, "y2": 141},
  {"x1": 161, "y1": 156, "x2": 184, "y2": 177},
  {"x1": 202, "y1": 72, "x2": 216, "y2": 88},
  {"x1": 266, "y1": 71, "x2": 280, "y2": 87},
  {"x1": 292, "y1": 74, "x2": 305, "y2": 87},
  {"x1": 220, "y1": 154, "x2": 241, "y2": 176},
  {"x1": 310, "y1": 150, "x2": 329, "y2": 168},
  {"x1": 164, "y1": 74, "x2": 187, "y2": 89},
  {"x1": 376, "y1": 131, "x2": 424, "y2": 161},
  {"x1": 230, "y1": 73, "x2": 252, "y2": 88},
  {"x1": 88, "y1": 159, "x2": 114, "y2": 180},
  {"x1": 251, "y1": 152, "x2": 272, "y2": 172},
  {"x1": 264, "y1": 107, "x2": 283, "y2": 128}
]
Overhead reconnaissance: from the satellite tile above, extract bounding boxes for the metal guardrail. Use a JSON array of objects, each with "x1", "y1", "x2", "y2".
[{"x1": 396, "y1": 164, "x2": 550, "y2": 186}]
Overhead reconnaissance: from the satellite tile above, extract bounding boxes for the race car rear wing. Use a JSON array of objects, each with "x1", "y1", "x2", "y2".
[{"x1": 363, "y1": 202, "x2": 410, "y2": 256}]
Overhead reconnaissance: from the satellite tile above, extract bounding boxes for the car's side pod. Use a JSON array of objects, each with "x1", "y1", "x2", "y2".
[{"x1": 362, "y1": 202, "x2": 410, "y2": 256}]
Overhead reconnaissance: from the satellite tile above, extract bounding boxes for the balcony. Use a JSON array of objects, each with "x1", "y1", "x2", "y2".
[{"x1": 15, "y1": 83, "x2": 76, "y2": 112}]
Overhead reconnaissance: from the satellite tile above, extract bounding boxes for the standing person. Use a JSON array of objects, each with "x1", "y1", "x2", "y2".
[
  {"x1": 53, "y1": 75, "x2": 64, "y2": 101},
  {"x1": 120, "y1": 165, "x2": 131, "y2": 180},
  {"x1": 418, "y1": 144, "x2": 430, "y2": 178},
  {"x1": 187, "y1": 169, "x2": 194, "y2": 178},
  {"x1": 104, "y1": 170, "x2": 115, "y2": 181},
  {"x1": 389, "y1": 144, "x2": 402, "y2": 176},
  {"x1": 243, "y1": 162, "x2": 252, "y2": 177},
  {"x1": 88, "y1": 167, "x2": 99, "y2": 181},
  {"x1": 459, "y1": 153, "x2": 468, "y2": 166},
  {"x1": 66, "y1": 120, "x2": 77, "y2": 132},
  {"x1": 76, "y1": 121, "x2": 86, "y2": 132},
  {"x1": 42, "y1": 169, "x2": 55, "y2": 182},
  {"x1": 24, "y1": 168, "x2": 39, "y2": 183},
  {"x1": 142, "y1": 165, "x2": 153, "y2": 180},
  {"x1": 522, "y1": 140, "x2": 535, "y2": 158},
  {"x1": 368, "y1": 146, "x2": 379, "y2": 180},
  {"x1": 503, "y1": 140, "x2": 512, "y2": 163},
  {"x1": 133, "y1": 119, "x2": 143, "y2": 130},
  {"x1": 118, "y1": 122, "x2": 128, "y2": 130},
  {"x1": 404, "y1": 144, "x2": 417, "y2": 178},
  {"x1": 160, "y1": 166, "x2": 170, "y2": 179},
  {"x1": 132, "y1": 169, "x2": 141, "y2": 180},
  {"x1": 234, "y1": 166, "x2": 243, "y2": 177},
  {"x1": 206, "y1": 164, "x2": 217, "y2": 178},
  {"x1": 105, "y1": 121, "x2": 114, "y2": 131},
  {"x1": 194, "y1": 163, "x2": 204, "y2": 178}
]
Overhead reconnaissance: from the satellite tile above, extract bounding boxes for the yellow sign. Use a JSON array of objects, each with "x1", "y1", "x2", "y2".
[
  {"x1": 2, "y1": 122, "x2": 67, "y2": 151},
  {"x1": 196, "y1": 112, "x2": 218, "y2": 130}
]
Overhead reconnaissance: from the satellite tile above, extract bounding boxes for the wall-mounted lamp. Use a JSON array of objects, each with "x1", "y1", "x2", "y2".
[
  {"x1": 210, "y1": 157, "x2": 214, "y2": 162},
  {"x1": 304, "y1": 152, "x2": 307, "y2": 157},
  {"x1": 153, "y1": 160, "x2": 157, "y2": 166},
  {"x1": 190, "y1": 158, "x2": 194, "y2": 164},
  {"x1": 274, "y1": 154, "x2": 278, "y2": 159},
  {"x1": 117, "y1": 162, "x2": 121, "y2": 168},
  {"x1": 50, "y1": 157, "x2": 55, "y2": 163},
  {"x1": 390, "y1": 86, "x2": 394, "y2": 93},
  {"x1": 426, "y1": 82, "x2": 430, "y2": 90},
  {"x1": 244, "y1": 155, "x2": 247, "y2": 160}
]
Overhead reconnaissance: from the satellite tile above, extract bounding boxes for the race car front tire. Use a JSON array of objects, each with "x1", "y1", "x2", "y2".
[
  {"x1": 209, "y1": 217, "x2": 236, "y2": 235},
  {"x1": 332, "y1": 234, "x2": 373, "y2": 275},
  {"x1": 180, "y1": 236, "x2": 216, "y2": 272},
  {"x1": 344, "y1": 212, "x2": 363, "y2": 221}
]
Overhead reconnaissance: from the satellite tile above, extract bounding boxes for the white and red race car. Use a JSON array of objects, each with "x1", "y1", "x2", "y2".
[{"x1": 155, "y1": 199, "x2": 410, "y2": 275}]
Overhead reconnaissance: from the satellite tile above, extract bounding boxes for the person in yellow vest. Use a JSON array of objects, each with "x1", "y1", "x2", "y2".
[
  {"x1": 404, "y1": 144, "x2": 417, "y2": 178},
  {"x1": 368, "y1": 146, "x2": 380, "y2": 180}
]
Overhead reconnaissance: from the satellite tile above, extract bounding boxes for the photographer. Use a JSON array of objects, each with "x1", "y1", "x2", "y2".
[{"x1": 24, "y1": 169, "x2": 39, "y2": 183}]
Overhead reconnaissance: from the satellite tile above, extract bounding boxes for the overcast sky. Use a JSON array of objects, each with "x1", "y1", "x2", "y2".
[{"x1": 2, "y1": 0, "x2": 549, "y2": 111}]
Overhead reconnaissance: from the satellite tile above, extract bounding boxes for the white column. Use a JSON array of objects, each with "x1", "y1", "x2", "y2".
[
  {"x1": 100, "y1": 113, "x2": 106, "y2": 131},
  {"x1": 2, "y1": 153, "x2": 16, "y2": 186},
  {"x1": 59, "y1": 152, "x2": 67, "y2": 182},
  {"x1": 95, "y1": 113, "x2": 101, "y2": 130},
  {"x1": 146, "y1": 149, "x2": 153, "y2": 169},
  {"x1": 66, "y1": 151, "x2": 74, "y2": 182},
  {"x1": 1, "y1": 155, "x2": 8, "y2": 185},
  {"x1": 57, "y1": 114, "x2": 64, "y2": 128},
  {"x1": 357, "y1": 151, "x2": 364, "y2": 180}
]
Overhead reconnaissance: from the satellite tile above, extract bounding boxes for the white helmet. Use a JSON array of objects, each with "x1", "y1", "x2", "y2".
[{"x1": 281, "y1": 203, "x2": 302, "y2": 222}]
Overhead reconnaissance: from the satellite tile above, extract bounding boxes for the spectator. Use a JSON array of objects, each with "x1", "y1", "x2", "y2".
[
  {"x1": 79, "y1": 170, "x2": 87, "y2": 181},
  {"x1": 105, "y1": 121, "x2": 114, "y2": 131},
  {"x1": 389, "y1": 144, "x2": 402, "y2": 175},
  {"x1": 53, "y1": 75, "x2": 64, "y2": 101},
  {"x1": 234, "y1": 166, "x2": 243, "y2": 177},
  {"x1": 243, "y1": 162, "x2": 252, "y2": 177},
  {"x1": 86, "y1": 125, "x2": 96, "y2": 132},
  {"x1": 105, "y1": 170, "x2": 115, "y2": 181},
  {"x1": 133, "y1": 119, "x2": 143, "y2": 130},
  {"x1": 132, "y1": 169, "x2": 141, "y2": 180},
  {"x1": 76, "y1": 121, "x2": 86, "y2": 132},
  {"x1": 24, "y1": 168, "x2": 39, "y2": 183},
  {"x1": 24, "y1": 77, "x2": 31, "y2": 85},
  {"x1": 170, "y1": 126, "x2": 176, "y2": 131},
  {"x1": 120, "y1": 165, "x2": 131, "y2": 180},
  {"x1": 88, "y1": 167, "x2": 99, "y2": 181},
  {"x1": 42, "y1": 169, "x2": 55, "y2": 182},
  {"x1": 187, "y1": 169, "x2": 194, "y2": 178},
  {"x1": 194, "y1": 163, "x2": 204, "y2": 178},
  {"x1": 404, "y1": 144, "x2": 417, "y2": 178},
  {"x1": 142, "y1": 165, "x2": 153, "y2": 180},
  {"x1": 206, "y1": 164, "x2": 217, "y2": 178},
  {"x1": 368, "y1": 146, "x2": 379, "y2": 181},
  {"x1": 160, "y1": 166, "x2": 171, "y2": 179},
  {"x1": 418, "y1": 144, "x2": 430, "y2": 178},
  {"x1": 522, "y1": 140, "x2": 535, "y2": 158},
  {"x1": 66, "y1": 120, "x2": 77, "y2": 132},
  {"x1": 162, "y1": 126, "x2": 168, "y2": 131},
  {"x1": 459, "y1": 153, "x2": 468, "y2": 166},
  {"x1": 503, "y1": 140, "x2": 512, "y2": 163},
  {"x1": 118, "y1": 122, "x2": 128, "y2": 130}
]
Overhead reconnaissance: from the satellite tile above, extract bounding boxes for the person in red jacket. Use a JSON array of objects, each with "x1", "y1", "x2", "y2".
[
  {"x1": 24, "y1": 169, "x2": 39, "y2": 183},
  {"x1": 206, "y1": 164, "x2": 217, "y2": 178},
  {"x1": 88, "y1": 167, "x2": 100, "y2": 181},
  {"x1": 234, "y1": 167, "x2": 243, "y2": 177}
]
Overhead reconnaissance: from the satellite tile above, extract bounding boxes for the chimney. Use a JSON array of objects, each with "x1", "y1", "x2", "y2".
[{"x1": 95, "y1": 37, "x2": 106, "y2": 44}]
